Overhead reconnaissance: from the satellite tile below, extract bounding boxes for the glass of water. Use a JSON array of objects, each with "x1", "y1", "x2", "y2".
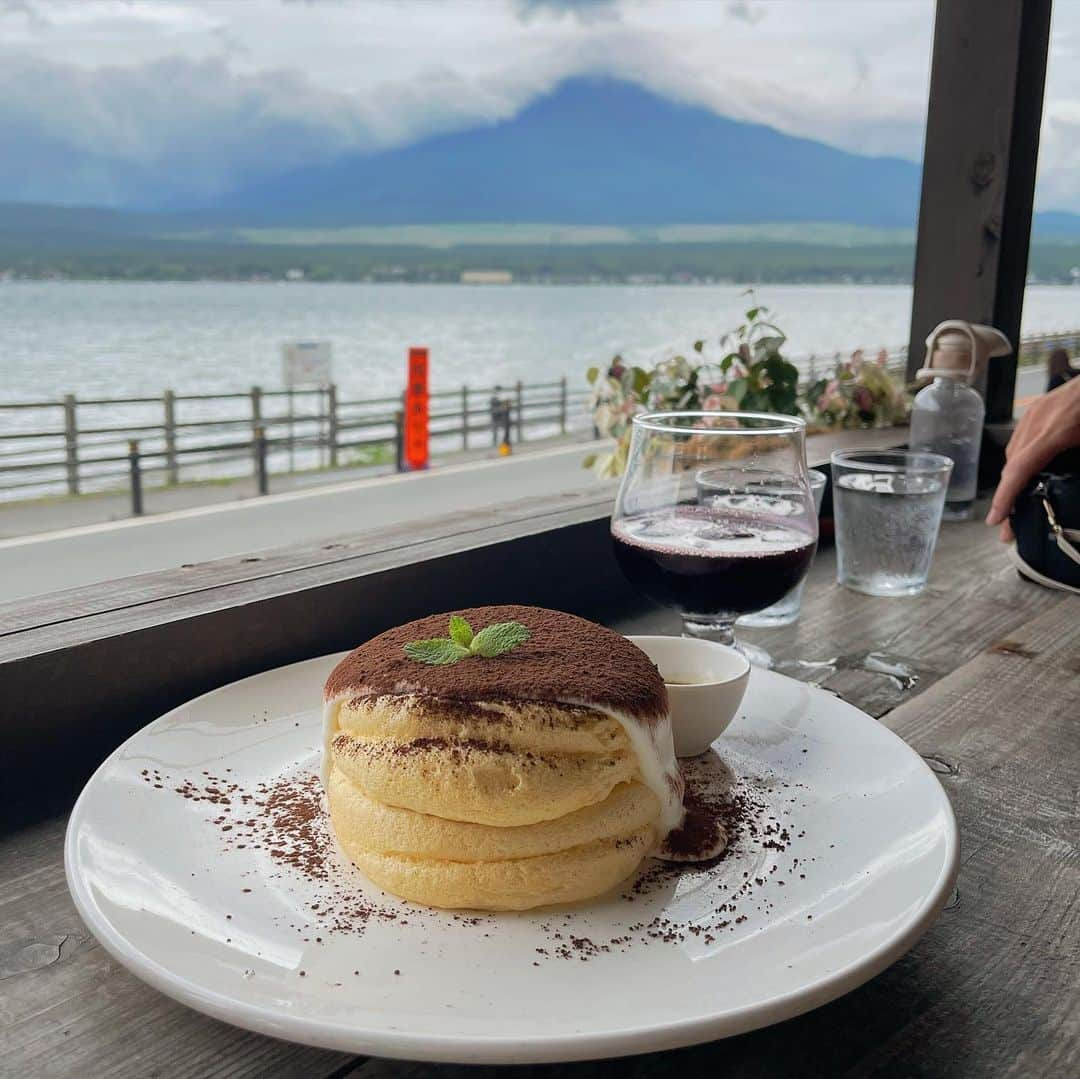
[
  {"x1": 831, "y1": 449, "x2": 953, "y2": 597},
  {"x1": 736, "y1": 468, "x2": 828, "y2": 626}
]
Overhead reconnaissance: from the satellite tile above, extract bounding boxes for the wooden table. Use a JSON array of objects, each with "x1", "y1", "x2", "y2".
[{"x1": 2, "y1": 507, "x2": 1077, "y2": 1077}]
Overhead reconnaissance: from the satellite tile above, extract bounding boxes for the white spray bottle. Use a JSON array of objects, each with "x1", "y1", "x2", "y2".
[{"x1": 908, "y1": 320, "x2": 1011, "y2": 520}]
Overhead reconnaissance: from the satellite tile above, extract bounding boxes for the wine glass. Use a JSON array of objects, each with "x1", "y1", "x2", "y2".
[{"x1": 611, "y1": 411, "x2": 818, "y2": 663}]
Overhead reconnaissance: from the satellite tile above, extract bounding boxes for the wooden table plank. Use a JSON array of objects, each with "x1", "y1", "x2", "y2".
[
  {"x1": 345, "y1": 593, "x2": 1080, "y2": 1078},
  {"x1": 0, "y1": 488, "x2": 616, "y2": 645},
  {"x1": 0, "y1": 814, "x2": 353, "y2": 1079},
  {"x1": 858, "y1": 594, "x2": 1080, "y2": 1078},
  {"x1": 2, "y1": 506, "x2": 1076, "y2": 1078}
]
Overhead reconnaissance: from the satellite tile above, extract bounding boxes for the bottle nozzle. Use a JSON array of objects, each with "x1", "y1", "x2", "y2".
[{"x1": 917, "y1": 320, "x2": 1012, "y2": 382}]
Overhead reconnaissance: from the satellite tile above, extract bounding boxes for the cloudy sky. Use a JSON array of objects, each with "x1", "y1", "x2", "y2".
[{"x1": 2, "y1": 0, "x2": 1078, "y2": 212}]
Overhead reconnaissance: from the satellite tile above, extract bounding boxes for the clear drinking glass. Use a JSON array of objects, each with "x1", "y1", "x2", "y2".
[
  {"x1": 735, "y1": 468, "x2": 828, "y2": 627},
  {"x1": 611, "y1": 412, "x2": 818, "y2": 651},
  {"x1": 831, "y1": 449, "x2": 953, "y2": 597}
]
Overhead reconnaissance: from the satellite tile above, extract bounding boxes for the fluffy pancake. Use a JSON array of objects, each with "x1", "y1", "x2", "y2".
[
  {"x1": 337, "y1": 693, "x2": 631, "y2": 757},
  {"x1": 328, "y1": 771, "x2": 660, "y2": 861},
  {"x1": 324, "y1": 605, "x2": 669, "y2": 723},
  {"x1": 344, "y1": 828, "x2": 655, "y2": 912},
  {"x1": 322, "y1": 605, "x2": 684, "y2": 909},
  {"x1": 331, "y1": 696, "x2": 639, "y2": 826}
]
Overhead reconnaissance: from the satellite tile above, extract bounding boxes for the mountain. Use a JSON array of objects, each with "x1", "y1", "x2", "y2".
[
  {"x1": 5, "y1": 73, "x2": 1080, "y2": 265},
  {"x1": 208, "y1": 78, "x2": 922, "y2": 229},
  {"x1": 9, "y1": 77, "x2": 1080, "y2": 237}
]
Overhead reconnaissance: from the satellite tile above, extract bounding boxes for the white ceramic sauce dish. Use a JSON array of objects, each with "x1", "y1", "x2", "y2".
[{"x1": 626, "y1": 635, "x2": 751, "y2": 757}]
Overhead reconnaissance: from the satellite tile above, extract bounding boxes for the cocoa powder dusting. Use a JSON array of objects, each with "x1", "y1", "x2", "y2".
[
  {"x1": 659, "y1": 783, "x2": 727, "y2": 861},
  {"x1": 142, "y1": 747, "x2": 812, "y2": 964},
  {"x1": 324, "y1": 605, "x2": 667, "y2": 723}
]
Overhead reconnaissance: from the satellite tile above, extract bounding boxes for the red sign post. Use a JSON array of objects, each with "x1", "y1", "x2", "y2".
[{"x1": 404, "y1": 347, "x2": 429, "y2": 470}]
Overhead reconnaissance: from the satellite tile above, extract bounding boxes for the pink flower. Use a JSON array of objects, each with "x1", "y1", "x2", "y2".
[
  {"x1": 703, "y1": 394, "x2": 728, "y2": 411},
  {"x1": 853, "y1": 386, "x2": 873, "y2": 412}
]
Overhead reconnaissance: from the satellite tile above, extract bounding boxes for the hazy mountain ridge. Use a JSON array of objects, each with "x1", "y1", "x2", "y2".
[
  {"x1": 4, "y1": 75, "x2": 1080, "y2": 283},
  {"x1": 207, "y1": 78, "x2": 922, "y2": 228},
  {"x1": 5, "y1": 77, "x2": 1080, "y2": 238}
]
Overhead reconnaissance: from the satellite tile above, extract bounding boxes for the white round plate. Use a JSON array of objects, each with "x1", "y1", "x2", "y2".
[{"x1": 66, "y1": 653, "x2": 958, "y2": 1065}]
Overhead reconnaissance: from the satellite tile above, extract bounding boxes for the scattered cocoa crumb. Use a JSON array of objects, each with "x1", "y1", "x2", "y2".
[
  {"x1": 144, "y1": 747, "x2": 818, "y2": 967},
  {"x1": 659, "y1": 770, "x2": 728, "y2": 860}
]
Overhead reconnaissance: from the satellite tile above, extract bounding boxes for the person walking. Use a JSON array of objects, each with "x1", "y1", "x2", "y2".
[{"x1": 1046, "y1": 347, "x2": 1076, "y2": 392}]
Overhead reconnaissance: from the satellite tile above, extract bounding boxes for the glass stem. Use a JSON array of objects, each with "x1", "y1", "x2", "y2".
[{"x1": 681, "y1": 613, "x2": 736, "y2": 647}]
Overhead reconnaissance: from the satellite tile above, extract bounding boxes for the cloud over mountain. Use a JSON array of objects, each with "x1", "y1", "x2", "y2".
[
  {"x1": 209, "y1": 77, "x2": 922, "y2": 229},
  {"x1": 0, "y1": 0, "x2": 939, "y2": 208},
  {"x1": 2, "y1": 0, "x2": 1078, "y2": 213}
]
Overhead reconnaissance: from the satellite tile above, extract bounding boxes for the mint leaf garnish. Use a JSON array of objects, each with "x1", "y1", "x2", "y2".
[
  {"x1": 403, "y1": 617, "x2": 531, "y2": 666},
  {"x1": 404, "y1": 639, "x2": 472, "y2": 666},
  {"x1": 470, "y1": 621, "x2": 532, "y2": 658}
]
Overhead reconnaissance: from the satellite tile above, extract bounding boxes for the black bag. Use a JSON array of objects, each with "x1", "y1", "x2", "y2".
[{"x1": 1009, "y1": 447, "x2": 1080, "y2": 593}]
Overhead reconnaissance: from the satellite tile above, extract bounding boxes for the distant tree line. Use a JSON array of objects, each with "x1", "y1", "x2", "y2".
[{"x1": 1, "y1": 236, "x2": 1078, "y2": 285}]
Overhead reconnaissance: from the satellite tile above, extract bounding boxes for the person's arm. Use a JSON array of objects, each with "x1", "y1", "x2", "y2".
[{"x1": 986, "y1": 376, "x2": 1080, "y2": 540}]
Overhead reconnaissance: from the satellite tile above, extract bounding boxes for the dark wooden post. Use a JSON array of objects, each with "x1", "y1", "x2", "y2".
[
  {"x1": 559, "y1": 376, "x2": 568, "y2": 435},
  {"x1": 62, "y1": 393, "x2": 79, "y2": 496},
  {"x1": 907, "y1": 0, "x2": 1051, "y2": 429},
  {"x1": 987, "y1": 0, "x2": 1053, "y2": 423},
  {"x1": 163, "y1": 389, "x2": 178, "y2": 485},
  {"x1": 253, "y1": 425, "x2": 268, "y2": 495},
  {"x1": 286, "y1": 387, "x2": 295, "y2": 473},
  {"x1": 128, "y1": 439, "x2": 143, "y2": 517},
  {"x1": 327, "y1": 383, "x2": 339, "y2": 469},
  {"x1": 250, "y1": 385, "x2": 262, "y2": 441},
  {"x1": 461, "y1": 385, "x2": 469, "y2": 450},
  {"x1": 515, "y1": 380, "x2": 524, "y2": 444},
  {"x1": 394, "y1": 409, "x2": 405, "y2": 472}
]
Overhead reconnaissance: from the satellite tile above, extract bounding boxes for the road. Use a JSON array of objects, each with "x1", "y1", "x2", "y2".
[
  {"x1": 0, "y1": 440, "x2": 609, "y2": 604},
  {"x1": 1014, "y1": 363, "x2": 1046, "y2": 403}
]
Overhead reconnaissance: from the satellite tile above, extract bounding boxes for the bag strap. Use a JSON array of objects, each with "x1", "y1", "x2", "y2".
[
  {"x1": 1040, "y1": 485, "x2": 1080, "y2": 567},
  {"x1": 1008, "y1": 543, "x2": 1080, "y2": 595}
]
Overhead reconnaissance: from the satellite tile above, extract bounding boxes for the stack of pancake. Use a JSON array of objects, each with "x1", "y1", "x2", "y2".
[{"x1": 322, "y1": 605, "x2": 683, "y2": 911}]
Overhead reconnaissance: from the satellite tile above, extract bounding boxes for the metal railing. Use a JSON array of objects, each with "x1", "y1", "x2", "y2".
[
  {"x1": 3, "y1": 326, "x2": 1075, "y2": 514},
  {"x1": 791, "y1": 328, "x2": 1080, "y2": 379},
  {"x1": 792, "y1": 345, "x2": 909, "y2": 383},
  {"x1": 792, "y1": 328, "x2": 1080, "y2": 380},
  {"x1": 1016, "y1": 328, "x2": 1080, "y2": 365},
  {"x1": 0, "y1": 378, "x2": 592, "y2": 511}
]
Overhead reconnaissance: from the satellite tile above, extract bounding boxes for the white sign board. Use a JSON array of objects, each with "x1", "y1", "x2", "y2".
[{"x1": 282, "y1": 341, "x2": 333, "y2": 388}]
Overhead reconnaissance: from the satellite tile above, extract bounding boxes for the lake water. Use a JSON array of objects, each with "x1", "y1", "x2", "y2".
[{"x1": 3, "y1": 281, "x2": 1080, "y2": 402}]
